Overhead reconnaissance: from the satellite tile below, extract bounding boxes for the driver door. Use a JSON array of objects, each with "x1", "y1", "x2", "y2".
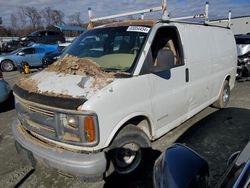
[
  {"x1": 142, "y1": 26, "x2": 188, "y2": 137},
  {"x1": 19, "y1": 48, "x2": 36, "y2": 66}
]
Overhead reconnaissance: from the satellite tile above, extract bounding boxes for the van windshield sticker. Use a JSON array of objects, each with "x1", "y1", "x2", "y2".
[{"x1": 127, "y1": 26, "x2": 150, "y2": 33}]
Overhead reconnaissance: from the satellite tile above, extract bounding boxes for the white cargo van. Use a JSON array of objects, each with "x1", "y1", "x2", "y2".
[{"x1": 12, "y1": 17, "x2": 237, "y2": 180}]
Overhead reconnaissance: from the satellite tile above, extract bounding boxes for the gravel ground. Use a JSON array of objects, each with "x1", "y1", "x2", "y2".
[{"x1": 0, "y1": 71, "x2": 249, "y2": 188}]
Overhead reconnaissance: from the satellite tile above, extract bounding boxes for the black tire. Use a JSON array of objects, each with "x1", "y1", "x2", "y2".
[
  {"x1": 213, "y1": 80, "x2": 230, "y2": 109},
  {"x1": 1, "y1": 60, "x2": 15, "y2": 72},
  {"x1": 106, "y1": 124, "x2": 151, "y2": 178}
]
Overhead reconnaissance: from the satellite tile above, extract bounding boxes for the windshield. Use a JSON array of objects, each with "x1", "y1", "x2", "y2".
[{"x1": 62, "y1": 26, "x2": 150, "y2": 72}]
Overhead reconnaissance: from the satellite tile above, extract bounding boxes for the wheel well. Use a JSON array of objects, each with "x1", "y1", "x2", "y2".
[
  {"x1": 121, "y1": 116, "x2": 152, "y2": 140},
  {"x1": 225, "y1": 75, "x2": 231, "y2": 88},
  {"x1": 1, "y1": 59, "x2": 13, "y2": 63},
  {"x1": 226, "y1": 75, "x2": 230, "y2": 82}
]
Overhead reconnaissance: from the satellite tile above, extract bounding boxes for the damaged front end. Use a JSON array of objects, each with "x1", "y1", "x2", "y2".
[
  {"x1": 13, "y1": 55, "x2": 117, "y2": 147},
  {"x1": 235, "y1": 35, "x2": 250, "y2": 78},
  {"x1": 11, "y1": 55, "x2": 116, "y2": 178},
  {"x1": 237, "y1": 50, "x2": 250, "y2": 78},
  {"x1": 14, "y1": 93, "x2": 99, "y2": 147}
]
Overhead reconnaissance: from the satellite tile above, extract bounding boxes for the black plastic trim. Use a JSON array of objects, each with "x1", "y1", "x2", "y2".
[{"x1": 13, "y1": 84, "x2": 87, "y2": 110}]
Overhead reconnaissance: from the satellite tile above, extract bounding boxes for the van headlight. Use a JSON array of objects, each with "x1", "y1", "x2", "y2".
[
  {"x1": 63, "y1": 113, "x2": 99, "y2": 144},
  {"x1": 66, "y1": 115, "x2": 79, "y2": 128}
]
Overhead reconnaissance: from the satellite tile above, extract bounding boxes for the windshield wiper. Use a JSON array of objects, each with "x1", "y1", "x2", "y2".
[
  {"x1": 102, "y1": 68, "x2": 132, "y2": 77},
  {"x1": 102, "y1": 67, "x2": 122, "y2": 72}
]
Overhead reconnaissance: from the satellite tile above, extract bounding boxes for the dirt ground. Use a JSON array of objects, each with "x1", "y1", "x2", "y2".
[{"x1": 0, "y1": 71, "x2": 249, "y2": 188}]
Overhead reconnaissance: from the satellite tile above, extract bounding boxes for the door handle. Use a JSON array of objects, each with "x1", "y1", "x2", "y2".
[{"x1": 185, "y1": 68, "x2": 189, "y2": 82}]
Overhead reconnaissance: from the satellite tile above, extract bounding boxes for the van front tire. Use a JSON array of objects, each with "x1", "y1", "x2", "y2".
[
  {"x1": 106, "y1": 124, "x2": 151, "y2": 179},
  {"x1": 213, "y1": 80, "x2": 230, "y2": 109}
]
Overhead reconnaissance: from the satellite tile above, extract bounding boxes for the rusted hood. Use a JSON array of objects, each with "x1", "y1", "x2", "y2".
[{"x1": 14, "y1": 55, "x2": 115, "y2": 109}]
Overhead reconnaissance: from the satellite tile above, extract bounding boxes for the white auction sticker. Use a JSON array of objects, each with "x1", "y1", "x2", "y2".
[{"x1": 127, "y1": 26, "x2": 150, "y2": 33}]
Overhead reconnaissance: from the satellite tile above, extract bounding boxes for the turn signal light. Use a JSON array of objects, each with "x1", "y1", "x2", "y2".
[{"x1": 84, "y1": 116, "x2": 96, "y2": 142}]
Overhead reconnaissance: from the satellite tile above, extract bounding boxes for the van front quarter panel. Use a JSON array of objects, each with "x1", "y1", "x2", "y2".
[{"x1": 81, "y1": 75, "x2": 153, "y2": 149}]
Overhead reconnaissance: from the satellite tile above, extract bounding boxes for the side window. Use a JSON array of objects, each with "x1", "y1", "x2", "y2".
[
  {"x1": 22, "y1": 48, "x2": 34, "y2": 55},
  {"x1": 48, "y1": 31, "x2": 57, "y2": 36},
  {"x1": 35, "y1": 48, "x2": 45, "y2": 54},
  {"x1": 39, "y1": 31, "x2": 46, "y2": 36},
  {"x1": 141, "y1": 27, "x2": 183, "y2": 74},
  {"x1": 31, "y1": 32, "x2": 38, "y2": 37}
]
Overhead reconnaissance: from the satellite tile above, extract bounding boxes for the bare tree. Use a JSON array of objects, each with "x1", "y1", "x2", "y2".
[
  {"x1": 17, "y1": 8, "x2": 27, "y2": 29},
  {"x1": 68, "y1": 12, "x2": 81, "y2": 25},
  {"x1": 21, "y1": 6, "x2": 42, "y2": 29},
  {"x1": 10, "y1": 13, "x2": 18, "y2": 29},
  {"x1": 41, "y1": 7, "x2": 53, "y2": 26},
  {"x1": 51, "y1": 9, "x2": 64, "y2": 25}
]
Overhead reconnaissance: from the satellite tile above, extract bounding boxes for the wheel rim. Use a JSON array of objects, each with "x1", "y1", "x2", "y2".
[
  {"x1": 223, "y1": 87, "x2": 229, "y2": 103},
  {"x1": 2, "y1": 61, "x2": 13, "y2": 71},
  {"x1": 114, "y1": 142, "x2": 141, "y2": 174}
]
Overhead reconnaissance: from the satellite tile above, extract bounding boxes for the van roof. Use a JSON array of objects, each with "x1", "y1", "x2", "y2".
[{"x1": 95, "y1": 19, "x2": 158, "y2": 28}]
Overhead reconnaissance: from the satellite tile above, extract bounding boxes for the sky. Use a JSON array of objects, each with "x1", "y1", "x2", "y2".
[{"x1": 0, "y1": 0, "x2": 250, "y2": 27}]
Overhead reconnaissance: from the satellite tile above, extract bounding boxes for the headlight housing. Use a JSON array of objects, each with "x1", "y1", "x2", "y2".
[{"x1": 62, "y1": 113, "x2": 99, "y2": 145}]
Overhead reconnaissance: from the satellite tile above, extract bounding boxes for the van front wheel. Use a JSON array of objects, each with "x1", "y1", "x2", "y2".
[
  {"x1": 106, "y1": 124, "x2": 151, "y2": 178},
  {"x1": 213, "y1": 80, "x2": 230, "y2": 108}
]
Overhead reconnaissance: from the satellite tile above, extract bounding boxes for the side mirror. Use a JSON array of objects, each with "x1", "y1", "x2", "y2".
[
  {"x1": 153, "y1": 144, "x2": 209, "y2": 188},
  {"x1": 17, "y1": 52, "x2": 25, "y2": 56}
]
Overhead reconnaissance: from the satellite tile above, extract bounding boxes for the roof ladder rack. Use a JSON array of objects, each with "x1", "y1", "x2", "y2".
[
  {"x1": 87, "y1": 1, "x2": 231, "y2": 28},
  {"x1": 208, "y1": 10, "x2": 232, "y2": 28},
  {"x1": 87, "y1": 6, "x2": 162, "y2": 29},
  {"x1": 163, "y1": 1, "x2": 209, "y2": 22}
]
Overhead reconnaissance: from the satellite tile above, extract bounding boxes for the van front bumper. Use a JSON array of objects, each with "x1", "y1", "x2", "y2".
[{"x1": 12, "y1": 119, "x2": 107, "y2": 181}]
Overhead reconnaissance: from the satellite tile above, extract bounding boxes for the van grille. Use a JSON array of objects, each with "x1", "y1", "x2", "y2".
[
  {"x1": 28, "y1": 105, "x2": 54, "y2": 117},
  {"x1": 15, "y1": 98, "x2": 83, "y2": 145}
]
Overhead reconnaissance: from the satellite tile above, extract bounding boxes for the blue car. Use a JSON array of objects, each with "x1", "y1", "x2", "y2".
[
  {"x1": 0, "y1": 71, "x2": 10, "y2": 104},
  {"x1": 0, "y1": 43, "x2": 58, "y2": 72}
]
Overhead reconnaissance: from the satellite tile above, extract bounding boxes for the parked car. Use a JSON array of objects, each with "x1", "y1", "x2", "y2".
[
  {"x1": 1, "y1": 40, "x2": 21, "y2": 52},
  {"x1": 0, "y1": 44, "x2": 58, "y2": 72},
  {"x1": 12, "y1": 17, "x2": 237, "y2": 180},
  {"x1": 235, "y1": 34, "x2": 250, "y2": 78},
  {"x1": 153, "y1": 142, "x2": 250, "y2": 188},
  {"x1": 20, "y1": 30, "x2": 65, "y2": 45},
  {"x1": 0, "y1": 71, "x2": 10, "y2": 104},
  {"x1": 42, "y1": 50, "x2": 62, "y2": 67},
  {"x1": 42, "y1": 43, "x2": 71, "y2": 67}
]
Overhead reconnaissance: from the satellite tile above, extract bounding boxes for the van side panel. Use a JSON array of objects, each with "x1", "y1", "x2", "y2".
[
  {"x1": 211, "y1": 28, "x2": 237, "y2": 96},
  {"x1": 177, "y1": 24, "x2": 236, "y2": 118},
  {"x1": 178, "y1": 24, "x2": 214, "y2": 113}
]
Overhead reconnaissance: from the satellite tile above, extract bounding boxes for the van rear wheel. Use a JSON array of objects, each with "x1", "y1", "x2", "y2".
[
  {"x1": 106, "y1": 124, "x2": 151, "y2": 178},
  {"x1": 213, "y1": 80, "x2": 230, "y2": 109}
]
